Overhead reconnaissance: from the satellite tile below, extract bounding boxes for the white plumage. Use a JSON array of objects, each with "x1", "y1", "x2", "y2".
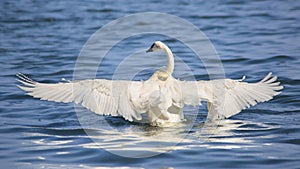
[{"x1": 17, "y1": 41, "x2": 283, "y2": 126}]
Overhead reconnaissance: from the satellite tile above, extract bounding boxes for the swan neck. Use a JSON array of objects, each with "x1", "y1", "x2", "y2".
[{"x1": 163, "y1": 45, "x2": 174, "y2": 74}]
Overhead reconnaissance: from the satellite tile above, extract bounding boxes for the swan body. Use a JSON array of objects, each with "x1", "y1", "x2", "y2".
[{"x1": 17, "y1": 41, "x2": 283, "y2": 126}]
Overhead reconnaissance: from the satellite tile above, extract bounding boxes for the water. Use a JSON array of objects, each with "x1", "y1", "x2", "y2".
[{"x1": 1, "y1": 0, "x2": 300, "y2": 168}]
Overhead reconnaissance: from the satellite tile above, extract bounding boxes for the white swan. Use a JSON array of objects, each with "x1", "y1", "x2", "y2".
[{"x1": 17, "y1": 41, "x2": 283, "y2": 126}]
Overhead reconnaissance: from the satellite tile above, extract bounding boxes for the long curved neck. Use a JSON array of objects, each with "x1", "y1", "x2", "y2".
[{"x1": 162, "y1": 44, "x2": 174, "y2": 74}]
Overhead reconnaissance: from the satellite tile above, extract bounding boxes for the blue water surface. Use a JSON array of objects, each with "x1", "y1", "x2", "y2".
[{"x1": 1, "y1": 0, "x2": 300, "y2": 168}]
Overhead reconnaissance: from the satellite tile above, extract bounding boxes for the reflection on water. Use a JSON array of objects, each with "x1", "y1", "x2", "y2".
[
  {"x1": 33, "y1": 106, "x2": 279, "y2": 158},
  {"x1": 75, "y1": 106, "x2": 198, "y2": 158},
  {"x1": 24, "y1": 116, "x2": 280, "y2": 160},
  {"x1": 195, "y1": 119, "x2": 278, "y2": 149}
]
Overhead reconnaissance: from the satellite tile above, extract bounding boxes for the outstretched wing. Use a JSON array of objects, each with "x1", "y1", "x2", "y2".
[
  {"x1": 180, "y1": 72, "x2": 283, "y2": 120},
  {"x1": 16, "y1": 73, "x2": 143, "y2": 121}
]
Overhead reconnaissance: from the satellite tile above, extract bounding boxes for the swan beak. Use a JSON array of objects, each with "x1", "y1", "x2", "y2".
[{"x1": 146, "y1": 48, "x2": 153, "y2": 53}]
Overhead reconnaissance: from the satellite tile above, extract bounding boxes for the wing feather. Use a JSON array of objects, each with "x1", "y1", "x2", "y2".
[
  {"x1": 180, "y1": 72, "x2": 283, "y2": 121},
  {"x1": 206, "y1": 72, "x2": 283, "y2": 120},
  {"x1": 16, "y1": 73, "x2": 143, "y2": 121},
  {"x1": 17, "y1": 72, "x2": 283, "y2": 123}
]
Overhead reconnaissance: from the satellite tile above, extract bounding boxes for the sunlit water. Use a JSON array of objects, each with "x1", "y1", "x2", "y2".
[{"x1": 1, "y1": 0, "x2": 300, "y2": 168}]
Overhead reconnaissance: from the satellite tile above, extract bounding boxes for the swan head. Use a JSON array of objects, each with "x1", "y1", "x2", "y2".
[{"x1": 146, "y1": 41, "x2": 165, "y2": 53}]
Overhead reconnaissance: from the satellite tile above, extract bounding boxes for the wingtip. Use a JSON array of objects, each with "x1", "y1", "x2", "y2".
[
  {"x1": 16, "y1": 73, "x2": 37, "y2": 85},
  {"x1": 268, "y1": 72, "x2": 273, "y2": 76},
  {"x1": 17, "y1": 84, "x2": 33, "y2": 92},
  {"x1": 274, "y1": 91, "x2": 282, "y2": 96}
]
